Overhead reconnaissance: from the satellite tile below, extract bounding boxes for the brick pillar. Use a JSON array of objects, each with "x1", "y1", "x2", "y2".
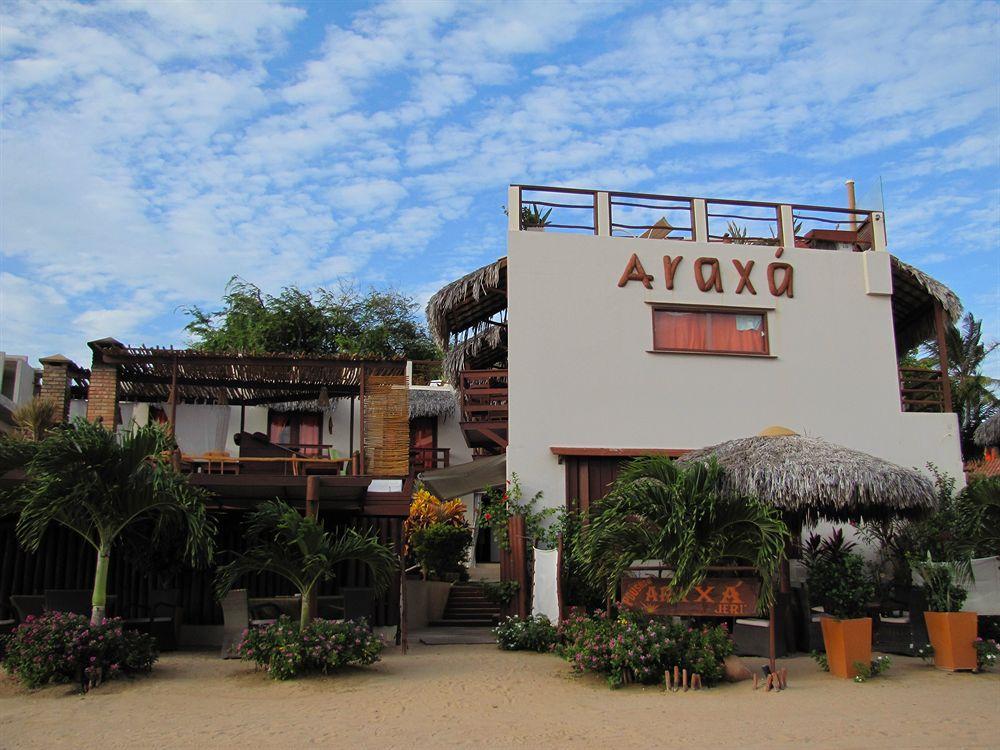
[
  {"x1": 38, "y1": 355, "x2": 72, "y2": 423},
  {"x1": 86, "y1": 363, "x2": 119, "y2": 427}
]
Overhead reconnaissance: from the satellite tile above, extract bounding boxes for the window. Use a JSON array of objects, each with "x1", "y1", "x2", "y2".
[
  {"x1": 1, "y1": 361, "x2": 17, "y2": 400},
  {"x1": 652, "y1": 307, "x2": 768, "y2": 355},
  {"x1": 268, "y1": 411, "x2": 324, "y2": 455}
]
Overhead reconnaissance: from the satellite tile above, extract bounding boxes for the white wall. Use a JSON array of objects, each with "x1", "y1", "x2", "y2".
[{"x1": 507, "y1": 230, "x2": 965, "y2": 512}]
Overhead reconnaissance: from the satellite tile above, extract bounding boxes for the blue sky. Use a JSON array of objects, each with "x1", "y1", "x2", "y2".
[{"x1": 1, "y1": 0, "x2": 997, "y2": 375}]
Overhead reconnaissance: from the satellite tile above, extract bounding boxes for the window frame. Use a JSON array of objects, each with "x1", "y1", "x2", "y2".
[{"x1": 648, "y1": 303, "x2": 772, "y2": 357}]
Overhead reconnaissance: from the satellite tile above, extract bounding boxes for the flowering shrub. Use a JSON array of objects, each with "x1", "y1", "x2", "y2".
[
  {"x1": 974, "y1": 637, "x2": 998, "y2": 671},
  {"x1": 558, "y1": 609, "x2": 734, "y2": 688},
  {"x1": 238, "y1": 616, "x2": 382, "y2": 680},
  {"x1": 1, "y1": 612, "x2": 157, "y2": 691},
  {"x1": 480, "y1": 474, "x2": 562, "y2": 551},
  {"x1": 493, "y1": 615, "x2": 559, "y2": 652},
  {"x1": 409, "y1": 523, "x2": 473, "y2": 579}
]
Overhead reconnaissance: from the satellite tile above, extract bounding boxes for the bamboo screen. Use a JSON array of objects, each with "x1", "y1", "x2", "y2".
[{"x1": 363, "y1": 373, "x2": 409, "y2": 476}]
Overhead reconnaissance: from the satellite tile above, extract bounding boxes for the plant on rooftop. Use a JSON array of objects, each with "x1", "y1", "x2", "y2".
[
  {"x1": 0, "y1": 420, "x2": 215, "y2": 626},
  {"x1": 571, "y1": 457, "x2": 788, "y2": 613},
  {"x1": 520, "y1": 204, "x2": 552, "y2": 228},
  {"x1": 237, "y1": 616, "x2": 382, "y2": 680},
  {"x1": 215, "y1": 499, "x2": 397, "y2": 629},
  {"x1": 184, "y1": 277, "x2": 439, "y2": 360},
  {"x1": 2, "y1": 611, "x2": 157, "y2": 692}
]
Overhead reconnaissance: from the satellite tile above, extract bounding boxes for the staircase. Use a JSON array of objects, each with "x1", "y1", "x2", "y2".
[{"x1": 429, "y1": 583, "x2": 500, "y2": 627}]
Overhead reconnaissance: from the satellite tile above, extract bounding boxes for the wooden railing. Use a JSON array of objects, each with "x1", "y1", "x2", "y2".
[
  {"x1": 899, "y1": 367, "x2": 946, "y2": 413},
  {"x1": 509, "y1": 184, "x2": 886, "y2": 252},
  {"x1": 459, "y1": 369, "x2": 509, "y2": 423},
  {"x1": 409, "y1": 447, "x2": 450, "y2": 476},
  {"x1": 275, "y1": 442, "x2": 331, "y2": 457}
]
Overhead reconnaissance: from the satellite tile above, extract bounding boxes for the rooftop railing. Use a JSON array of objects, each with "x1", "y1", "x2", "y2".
[{"x1": 509, "y1": 185, "x2": 886, "y2": 252}]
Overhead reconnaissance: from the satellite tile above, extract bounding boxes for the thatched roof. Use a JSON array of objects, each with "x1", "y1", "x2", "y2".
[
  {"x1": 679, "y1": 434, "x2": 936, "y2": 522},
  {"x1": 974, "y1": 411, "x2": 1000, "y2": 447},
  {"x1": 442, "y1": 325, "x2": 507, "y2": 385},
  {"x1": 409, "y1": 388, "x2": 456, "y2": 420},
  {"x1": 891, "y1": 257, "x2": 962, "y2": 353},
  {"x1": 267, "y1": 399, "x2": 338, "y2": 413},
  {"x1": 426, "y1": 258, "x2": 507, "y2": 348}
]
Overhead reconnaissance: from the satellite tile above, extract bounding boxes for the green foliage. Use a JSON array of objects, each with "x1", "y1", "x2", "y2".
[
  {"x1": 493, "y1": 614, "x2": 559, "y2": 653},
  {"x1": 185, "y1": 277, "x2": 439, "y2": 360},
  {"x1": 920, "y1": 313, "x2": 998, "y2": 460},
  {"x1": 858, "y1": 468, "x2": 999, "y2": 595},
  {"x1": 804, "y1": 534, "x2": 875, "y2": 619},
  {"x1": 520, "y1": 204, "x2": 552, "y2": 228},
  {"x1": 481, "y1": 473, "x2": 562, "y2": 551},
  {"x1": 409, "y1": 522, "x2": 472, "y2": 579},
  {"x1": 974, "y1": 637, "x2": 999, "y2": 671},
  {"x1": 2, "y1": 612, "x2": 157, "y2": 691},
  {"x1": 571, "y1": 457, "x2": 788, "y2": 612},
  {"x1": 4, "y1": 420, "x2": 215, "y2": 624},
  {"x1": 11, "y1": 398, "x2": 58, "y2": 442},
  {"x1": 559, "y1": 509, "x2": 607, "y2": 610},
  {"x1": 811, "y1": 650, "x2": 829, "y2": 671},
  {"x1": 237, "y1": 616, "x2": 382, "y2": 680},
  {"x1": 557, "y1": 609, "x2": 734, "y2": 688},
  {"x1": 853, "y1": 655, "x2": 892, "y2": 683},
  {"x1": 482, "y1": 580, "x2": 519, "y2": 605},
  {"x1": 215, "y1": 500, "x2": 397, "y2": 628},
  {"x1": 909, "y1": 555, "x2": 969, "y2": 612}
]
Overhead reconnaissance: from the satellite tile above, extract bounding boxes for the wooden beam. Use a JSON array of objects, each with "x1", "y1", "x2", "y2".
[
  {"x1": 359, "y1": 364, "x2": 366, "y2": 475},
  {"x1": 933, "y1": 302, "x2": 954, "y2": 412},
  {"x1": 550, "y1": 447, "x2": 691, "y2": 458},
  {"x1": 168, "y1": 355, "x2": 178, "y2": 437}
]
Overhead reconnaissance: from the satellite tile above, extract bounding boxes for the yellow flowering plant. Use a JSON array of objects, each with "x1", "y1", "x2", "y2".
[{"x1": 404, "y1": 486, "x2": 468, "y2": 543}]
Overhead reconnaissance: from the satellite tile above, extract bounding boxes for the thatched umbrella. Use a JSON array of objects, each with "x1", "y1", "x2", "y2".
[
  {"x1": 974, "y1": 412, "x2": 1000, "y2": 448},
  {"x1": 679, "y1": 427, "x2": 936, "y2": 671},
  {"x1": 678, "y1": 428, "x2": 936, "y2": 523}
]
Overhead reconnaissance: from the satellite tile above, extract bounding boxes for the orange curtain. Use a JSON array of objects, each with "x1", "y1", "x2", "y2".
[
  {"x1": 298, "y1": 413, "x2": 322, "y2": 455},
  {"x1": 653, "y1": 310, "x2": 708, "y2": 350},
  {"x1": 710, "y1": 313, "x2": 766, "y2": 353},
  {"x1": 268, "y1": 411, "x2": 290, "y2": 445}
]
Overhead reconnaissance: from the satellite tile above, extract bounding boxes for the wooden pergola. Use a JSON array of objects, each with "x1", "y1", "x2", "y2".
[{"x1": 86, "y1": 338, "x2": 410, "y2": 477}]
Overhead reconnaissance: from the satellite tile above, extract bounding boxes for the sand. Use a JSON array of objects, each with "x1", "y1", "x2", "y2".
[{"x1": 1, "y1": 646, "x2": 997, "y2": 749}]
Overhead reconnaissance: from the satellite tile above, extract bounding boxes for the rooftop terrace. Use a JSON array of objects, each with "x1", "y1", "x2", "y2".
[{"x1": 507, "y1": 184, "x2": 886, "y2": 252}]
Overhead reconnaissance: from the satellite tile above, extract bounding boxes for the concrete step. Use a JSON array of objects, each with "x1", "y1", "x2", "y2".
[
  {"x1": 429, "y1": 618, "x2": 495, "y2": 628},
  {"x1": 442, "y1": 611, "x2": 499, "y2": 620}
]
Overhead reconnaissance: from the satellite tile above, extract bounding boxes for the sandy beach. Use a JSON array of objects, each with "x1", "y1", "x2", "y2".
[{"x1": 1, "y1": 646, "x2": 997, "y2": 749}]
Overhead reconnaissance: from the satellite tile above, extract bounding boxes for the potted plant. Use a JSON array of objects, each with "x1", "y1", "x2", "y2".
[
  {"x1": 806, "y1": 537, "x2": 876, "y2": 679},
  {"x1": 520, "y1": 204, "x2": 552, "y2": 231},
  {"x1": 910, "y1": 555, "x2": 977, "y2": 671}
]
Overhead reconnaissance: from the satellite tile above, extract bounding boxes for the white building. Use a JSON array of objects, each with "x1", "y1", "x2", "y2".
[{"x1": 428, "y1": 183, "x2": 965, "y2": 613}]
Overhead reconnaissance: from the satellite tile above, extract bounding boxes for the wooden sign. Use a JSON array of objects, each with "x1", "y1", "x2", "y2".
[{"x1": 620, "y1": 576, "x2": 761, "y2": 617}]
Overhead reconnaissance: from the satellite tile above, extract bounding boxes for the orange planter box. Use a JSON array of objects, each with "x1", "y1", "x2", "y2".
[
  {"x1": 820, "y1": 616, "x2": 872, "y2": 679},
  {"x1": 924, "y1": 611, "x2": 978, "y2": 671}
]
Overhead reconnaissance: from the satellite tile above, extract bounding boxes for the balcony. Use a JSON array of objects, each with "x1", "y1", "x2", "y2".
[
  {"x1": 899, "y1": 367, "x2": 950, "y2": 413},
  {"x1": 508, "y1": 184, "x2": 886, "y2": 252},
  {"x1": 459, "y1": 369, "x2": 508, "y2": 453}
]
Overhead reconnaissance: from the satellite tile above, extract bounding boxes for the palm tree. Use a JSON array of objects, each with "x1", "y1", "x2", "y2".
[
  {"x1": 215, "y1": 500, "x2": 398, "y2": 629},
  {"x1": 3, "y1": 420, "x2": 215, "y2": 625},
  {"x1": 572, "y1": 457, "x2": 788, "y2": 612},
  {"x1": 11, "y1": 398, "x2": 58, "y2": 441},
  {"x1": 924, "y1": 312, "x2": 998, "y2": 459}
]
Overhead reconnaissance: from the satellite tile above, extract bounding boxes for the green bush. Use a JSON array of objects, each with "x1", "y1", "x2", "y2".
[
  {"x1": 493, "y1": 614, "x2": 559, "y2": 652},
  {"x1": 1, "y1": 612, "x2": 157, "y2": 691},
  {"x1": 238, "y1": 616, "x2": 382, "y2": 680},
  {"x1": 410, "y1": 522, "x2": 472, "y2": 579},
  {"x1": 482, "y1": 580, "x2": 519, "y2": 605},
  {"x1": 805, "y1": 534, "x2": 875, "y2": 619},
  {"x1": 909, "y1": 556, "x2": 968, "y2": 612},
  {"x1": 557, "y1": 609, "x2": 734, "y2": 688}
]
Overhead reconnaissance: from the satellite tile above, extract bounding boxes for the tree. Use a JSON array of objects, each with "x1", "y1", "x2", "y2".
[
  {"x1": 184, "y1": 277, "x2": 439, "y2": 360},
  {"x1": 572, "y1": 457, "x2": 788, "y2": 612},
  {"x1": 2, "y1": 421, "x2": 215, "y2": 625},
  {"x1": 11, "y1": 398, "x2": 58, "y2": 442},
  {"x1": 923, "y1": 312, "x2": 998, "y2": 459},
  {"x1": 215, "y1": 500, "x2": 398, "y2": 629}
]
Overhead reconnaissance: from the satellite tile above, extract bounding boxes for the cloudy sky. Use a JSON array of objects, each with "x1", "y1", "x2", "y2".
[{"x1": 1, "y1": 0, "x2": 997, "y2": 373}]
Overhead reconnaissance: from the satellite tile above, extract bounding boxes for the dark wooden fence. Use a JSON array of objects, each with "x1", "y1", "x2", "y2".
[{"x1": 0, "y1": 510, "x2": 404, "y2": 627}]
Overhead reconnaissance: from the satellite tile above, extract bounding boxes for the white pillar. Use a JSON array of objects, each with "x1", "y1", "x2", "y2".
[
  {"x1": 596, "y1": 191, "x2": 611, "y2": 236},
  {"x1": 692, "y1": 198, "x2": 709, "y2": 242},
  {"x1": 508, "y1": 186, "x2": 521, "y2": 232}
]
